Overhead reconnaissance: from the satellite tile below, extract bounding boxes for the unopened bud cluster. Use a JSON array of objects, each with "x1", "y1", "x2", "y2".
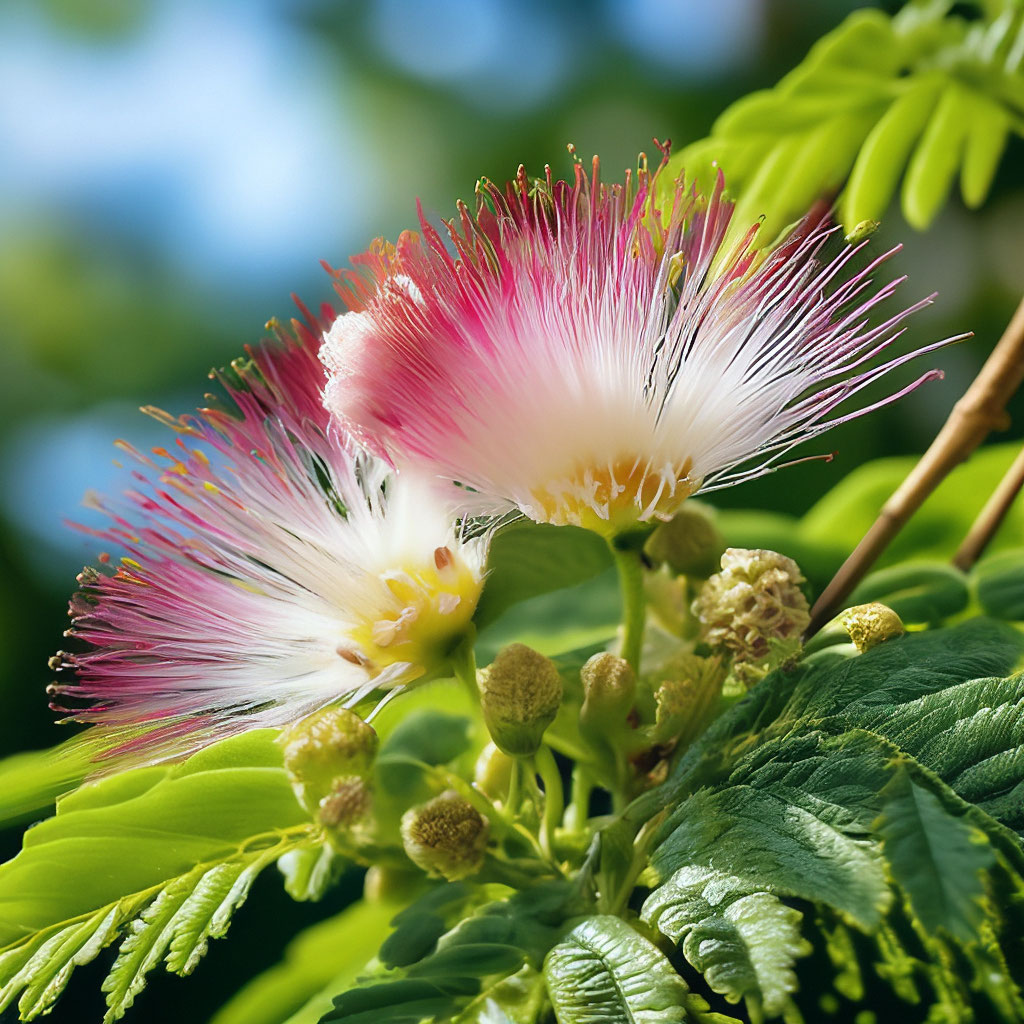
[
  {"x1": 280, "y1": 707, "x2": 378, "y2": 835},
  {"x1": 400, "y1": 790, "x2": 489, "y2": 881},
  {"x1": 477, "y1": 643, "x2": 563, "y2": 756},
  {"x1": 693, "y1": 548, "x2": 809, "y2": 684}
]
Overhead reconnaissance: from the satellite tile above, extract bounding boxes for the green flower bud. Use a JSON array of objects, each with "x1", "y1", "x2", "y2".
[
  {"x1": 580, "y1": 652, "x2": 636, "y2": 732},
  {"x1": 363, "y1": 865, "x2": 422, "y2": 905},
  {"x1": 693, "y1": 548, "x2": 809, "y2": 684},
  {"x1": 477, "y1": 643, "x2": 563, "y2": 756},
  {"x1": 280, "y1": 706, "x2": 378, "y2": 814},
  {"x1": 644, "y1": 502, "x2": 724, "y2": 577},
  {"x1": 400, "y1": 790, "x2": 489, "y2": 881},
  {"x1": 474, "y1": 742, "x2": 515, "y2": 802},
  {"x1": 840, "y1": 602, "x2": 904, "y2": 652},
  {"x1": 318, "y1": 775, "x2": 373, "y2": 831}
]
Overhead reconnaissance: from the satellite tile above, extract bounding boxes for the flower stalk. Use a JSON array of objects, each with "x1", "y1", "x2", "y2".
[
  {"x1": 610, "y1": 541, "x2": 647, "y2": 672},
  {"x1": 952, "y1": 441, "x2": 1024, "y2": 570}
]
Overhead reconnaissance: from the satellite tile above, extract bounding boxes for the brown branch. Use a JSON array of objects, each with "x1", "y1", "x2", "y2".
[
  {"x1": 806, "y1": 294, "x2": 1024, "y2": 636},
  {"x1": 952, "y1": 441, "x2": 1024, "y2": 571}
]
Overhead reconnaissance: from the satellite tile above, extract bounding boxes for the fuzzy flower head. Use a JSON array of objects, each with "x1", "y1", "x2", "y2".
[
  {"x1": 694, "y1": 547, "x2": 809, "y2": 683},
  {"x1": 50, "y1": 313, "x2": 486, "y2": 759},
  {"x1": 321, "y1": 152, "x2": 952, "y2": 537}
]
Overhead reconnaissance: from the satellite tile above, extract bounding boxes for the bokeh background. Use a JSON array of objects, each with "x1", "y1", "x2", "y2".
[{"x1": 0, "y1": 0, "x2": 1021, "y2": 1020}]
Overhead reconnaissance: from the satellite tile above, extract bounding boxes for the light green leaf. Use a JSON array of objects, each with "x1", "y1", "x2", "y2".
[
  {"x1": 670, "y1": 3, "x2": 1024, "y2": 239},
  {"x1": 0, "y1": 733, "x2": 121, "y2": 829},
  {"x1": 876, "y1": 766, "x2": 995, "y2": 942},
  {"x1": 0, "y1": 730, "x2": 316, "y2": 1021},
  {"x1": 543, "y1": 916, "x2": 690, "y2": 1024},
  {"x1": 642, "y1": 867, "x2": 810, "y2": 1017},
  {"x1": 473, "y1": 521, "x2": 612, "y2": 632},
  {"x1": 799, "y1": 442, "x2": 1024, "y2": 570}
]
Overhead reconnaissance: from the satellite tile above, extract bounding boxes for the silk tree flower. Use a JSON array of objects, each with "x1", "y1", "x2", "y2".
[
  {"x1": 49, "y1": 315, "x2": 486, "y2": 759},
  {"x1": 321, "y1": 157, "x2": 955, "y2": 537}
]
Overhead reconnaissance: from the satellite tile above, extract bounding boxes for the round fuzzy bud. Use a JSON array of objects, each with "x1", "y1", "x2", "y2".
[
  {"x1": 840, "y1": 602, "x2": 904, "y2": 652},
  {"x1": 644, "y1": 502, "x2": 724, "y2": 577},
  {"x1": 474, "y1": 742, "x2": 514, "y2": 802},
  {"x1": 401, "y1": 790, "x2": 489, "y2": 881},
  {"x1": 693, "y1": 548, "x2": 809, "y2": 682},
  {"x1": 281, "y1": 707, "x2": 378, "y2": 813},
  {"x1": 318, "y1": 775, "x2": 372, "y2": 830},
  {"x1": 477, "y1": 643, "x2": 563, "y2": 756},
  {"x1": 580, "y1": 652, "x2": 636, "y2": 732}
]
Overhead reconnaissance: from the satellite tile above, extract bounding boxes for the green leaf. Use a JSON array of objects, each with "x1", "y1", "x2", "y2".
[
  {"x1": 876, "y1": 766, "x2": 995, "y2": 942},
  {"x1": 473, "y1": 521, "x2": 612, "y2": 632},
  {"x1": 974, "y1": 548, "x2": 1024, "y2": 620},
  {"x1": 671, "y1": 3, "x2": 1024, "y2": 239},
  {"x1": 322, "y1": 885, "x2": 570, "y2": 1024},
  {"x1": 844, "y1": 561, "x2": 969, "y2": 624},
  {"x1": 0, "y1": 734, "x2": 120, "y2": 829},
  {"x1": 543, "y1": 916, "x2": 690, "y2": 1024},
  {"x1": 649, "y1": 732, "x2": 893, "y2": 929},
  {"x1": 799, "y1": 442, "x2": 1024, "y2": 570},
  {"x1": 642, "y1": 867, "x2": 810, "y2": 1017},
  {"x1": 0, "y1": 730, "x2": 315, "y2": 1021}
]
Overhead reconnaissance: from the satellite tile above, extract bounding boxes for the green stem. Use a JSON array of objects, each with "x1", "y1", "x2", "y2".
[
  {"x1": 565, "y1": 763, "x2": 593, "y2": 832},
  {"x1": 506, "y1": 758, "x2": 522, "y2": 818},
  {"x1": 534, "y1": 745, "x2": 565, "y2": 859},
  {"x1": 610, "y1": 542, "x2": 646, "y2": 671},
  {"x1": 450, "y1": 633, "x2": 478, "y2": 702}
]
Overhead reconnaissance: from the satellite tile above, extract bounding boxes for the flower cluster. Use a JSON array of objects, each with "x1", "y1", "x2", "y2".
[{"x1": 51, "y1": 150, "x2": 950, "y2": 762}]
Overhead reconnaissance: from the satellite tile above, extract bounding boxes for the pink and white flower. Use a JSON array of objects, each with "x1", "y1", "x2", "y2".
[
  {"x1": 50, "y1": 312, "x2": 486, "y2": 759},
  {"x1": 321, "y1": 156, "x2": 955, "y2": 537}
]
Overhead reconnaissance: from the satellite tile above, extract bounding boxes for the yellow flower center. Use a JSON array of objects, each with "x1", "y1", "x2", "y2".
[
  {"x1": 344, "y1": 545, "x2": 481, "y2": 680},
  {"x1": 530, "y1": 456, "x2": 697, "y2": 536}
]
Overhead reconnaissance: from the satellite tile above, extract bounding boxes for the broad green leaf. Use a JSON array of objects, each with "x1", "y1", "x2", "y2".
[
  {"x1": 876, "y1": 766, "x2": 994, "y2": 942},
  {"x1": 845, "y1": 561, "x2": 969, "y2": 624},
  {"x1": 642, "y1": 867, "x2": 810, "y2": 1017},
  {"x1": 649, "y1": 732, "x2": 893, "y2": 929},
  {"x1": 974, "y1": 548, "x2": 1024, "y2": 621},
  {"x1": 473, "y1": 521, "x2": 612, "y2": 631},
  {"x1": 211, "y1": 899, "x2": 399, "y2": 1024},
  {"x1": 543, "y1": 915, "x2": 690, "y2": 1024},
  {"x1": 0, "y1": 730, "x2": 316, "y2": 1021},
  {"x1": 630, "y1": 619, "x2": 1024, "y2": 1018}
]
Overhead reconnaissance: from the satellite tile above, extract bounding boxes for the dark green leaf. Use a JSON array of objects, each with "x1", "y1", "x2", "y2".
[
  {"x1": 642, "y1": 867, "x2": 810, "y2": 1016},
  {"x1": 876, "y1": 766, "x2": 994, "y2": 942},
  {"x1": 543, "y1": 916, "x2": 691, "y2": 1024}
]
